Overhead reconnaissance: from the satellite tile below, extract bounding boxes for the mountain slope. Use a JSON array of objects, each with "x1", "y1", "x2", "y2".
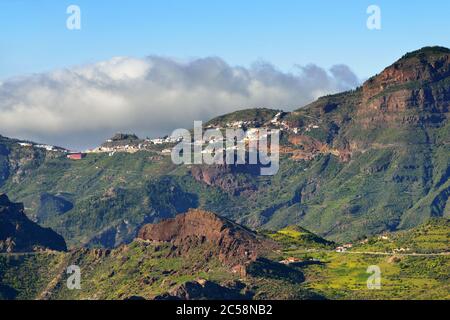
[
  {"x1": 263, "y1": 225, "x2": 335, "y2": 249},
  {"x1": 0, "y1": 209, "x2": 319, "y2": 300},
  {"x1": 0, "y1": 46, "x2": 448, "y2": 245},
  {"x1": 277, "y1": 218, "x2": 450, "y2": 300},
  {"x1": 0, "y1": 194, "x2": 66, "y2": 252},
  {"x1": 0, "y1": 212, "x2": 447, "y2": 300},
  {"x1": 261, "y1": 46, "x2": 450, "y2": 239}
]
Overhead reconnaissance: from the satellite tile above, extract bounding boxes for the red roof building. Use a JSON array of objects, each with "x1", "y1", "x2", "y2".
[{"x1": 67, "y1": 153, "x2": 86, "y2": 160}]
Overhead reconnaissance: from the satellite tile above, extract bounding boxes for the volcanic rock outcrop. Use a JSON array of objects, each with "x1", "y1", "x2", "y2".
[{"x1": 138, "y1": 209, "x2": 277, "y2": 267}]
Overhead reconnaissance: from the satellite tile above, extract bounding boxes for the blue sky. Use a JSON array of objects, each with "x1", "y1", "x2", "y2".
[{"x1": 1, "y1": 0, "x2": 449, "y2": 80}]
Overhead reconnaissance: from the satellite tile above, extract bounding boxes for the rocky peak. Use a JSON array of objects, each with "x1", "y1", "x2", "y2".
[
  {"x1": 0, "y1": 194, "x2": 67, "y2": 252},
  {"x1": 363, "y1": 46, "x2": 450, "y2": 100},
  {"x1": 353, "y1": 46, "x2": 450, "y2": 130},
  {"x1": 110, "y1": 133, "x2": 139, "y2": 142},
  {"x1": 137, "y1": 209, "x2": 277, "y2": 267},
  {"x1": 101, "y1": 132, "x2": 141, "y2": 148}
]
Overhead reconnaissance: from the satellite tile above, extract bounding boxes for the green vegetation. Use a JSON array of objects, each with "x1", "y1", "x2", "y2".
[
  {"x1": 271, "y1": 218, "x2": 450, "y2": 300},
  {"x1": 1, "y1": 218, "x2": 447, "y2": 300},
  {"x1": 301, "y1": 252, "x2": 449, "y2": 300},
  {"x1": 2, "y1": 121, "x2": 449, "y2": 245},
  {"x1": 353, "y1": 218, "x2": 450, "y2": 254},
  {"x1": 400, "y1": 46, "x2": 450, "y2": 61},
  {"x1": 262, "y1": 225, "x2": 334, "y2": 249},
  {"x1": 0, "y1": 253, "x2": 65, "y2": 300},
  {"x1": 0, "y1": 240, "x2": 317, "y2": 300}
]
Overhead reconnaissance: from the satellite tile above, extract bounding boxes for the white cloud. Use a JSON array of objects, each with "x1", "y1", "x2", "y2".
[{"x1": 0, "y1": 56, "x2": 360, "y2": 149}]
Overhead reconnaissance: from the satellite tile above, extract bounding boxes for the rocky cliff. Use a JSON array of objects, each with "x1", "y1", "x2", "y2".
[
  {"x1": 0, "y1": 194, "x2": 67, "y2": 252},
  {"x1": 358, "y1": 46, "x2": 449, "y2": 129}
]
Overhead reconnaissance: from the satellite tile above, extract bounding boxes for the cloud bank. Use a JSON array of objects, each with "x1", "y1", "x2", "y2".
[{"x1": 0, "y1": 56, "x2": 360, "y2": 149}]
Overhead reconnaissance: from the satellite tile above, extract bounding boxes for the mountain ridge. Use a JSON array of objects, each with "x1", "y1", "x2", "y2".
[{"x1": 0, "y1": 46, "x2": 448, "y2": 246}]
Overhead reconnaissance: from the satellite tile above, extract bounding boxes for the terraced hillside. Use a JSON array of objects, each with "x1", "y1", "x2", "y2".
[{"x1": 275, "y1": 218, "x2": 450, "y2": 300}]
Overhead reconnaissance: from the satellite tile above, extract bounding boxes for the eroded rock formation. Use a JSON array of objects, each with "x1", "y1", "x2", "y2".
[{"x1": 138, "y1": 209, "x2": 277, "y2": 267}]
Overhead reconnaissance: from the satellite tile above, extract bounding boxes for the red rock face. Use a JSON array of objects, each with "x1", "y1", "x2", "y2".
[
  {"x1": 363, "y1": 52, "x2": 450, "y2": 100},
  {"x1": 356, "y1": 51, "x2": 450, "y2": 129},
  {"x1": 137, "y1": 209, "x2": 277, "y2": 267}
]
